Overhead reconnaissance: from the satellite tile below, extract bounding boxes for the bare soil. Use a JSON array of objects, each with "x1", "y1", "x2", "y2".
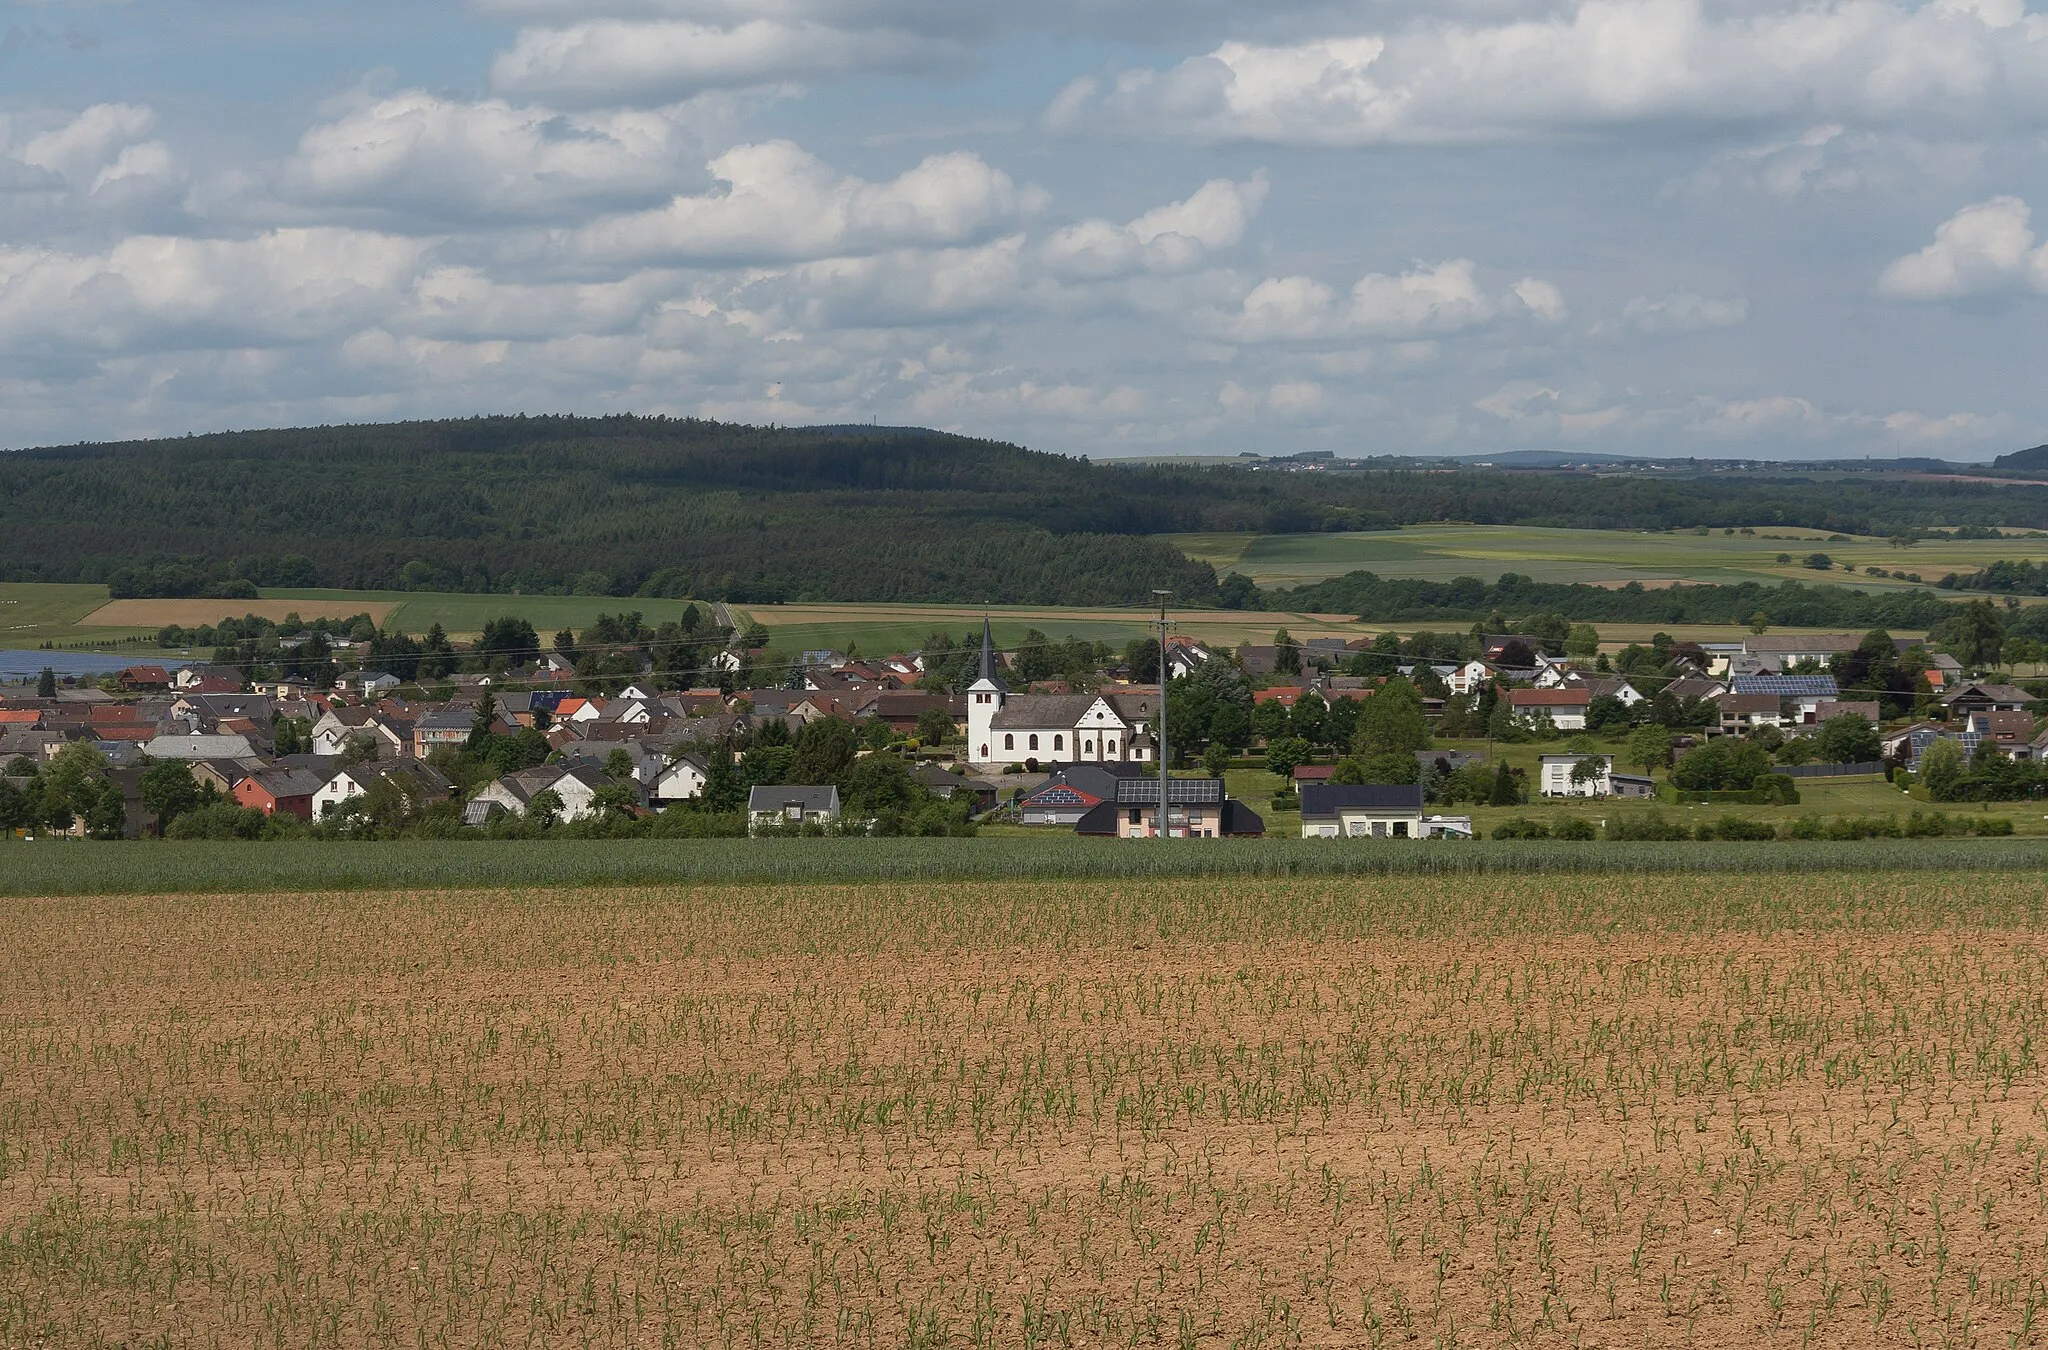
[{"x1": 5, "y1": 880, "x2": 2047, "y2": 1346}]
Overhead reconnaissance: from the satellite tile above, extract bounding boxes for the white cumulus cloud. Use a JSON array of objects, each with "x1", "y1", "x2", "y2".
[
  {"x1": 1225, "y1": 259, "x2": 1527, "y2": 342},
  {"x1": 492, "y1": 18, "x2": 958, "y2": 103},
  {"x1": 572, "y1": 140, "x2": 1033, "y2": 264},
  {"x1": 283, "y1": 91, "x2": 744, "y2": 218},
  {"x1": 1878, "y1": 195, "x2": 2048, "y2": 299},
  {"x1": 1049, "y1": 0, "x2": 2048, "y2": 146},
  {"x1": 1042, "y1": 172, "x2": 1267, "y2": 279},
  {"x1": 1616, "y1": 291, "x2": 1749, "y2": 332}
]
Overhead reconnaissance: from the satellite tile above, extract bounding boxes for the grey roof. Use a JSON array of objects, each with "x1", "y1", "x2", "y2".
[
  {"x1": 748, "y1": 785, "x2": 840, "y2": 814},
  {"x1": 414, "y1": 708, "x2": 473, "y2": 730},
  {"x1": 1113, "y1": 776, "x2": 1224, "y2": 805},
  {"x1": 989, "y1": 694, "x2": 1105, "y2": 730},
  {"x1": 1299, "y1": 783, "x2": 1426, "y2": 819},
  {"x1": 245, "y1": 768, "x2": 325, "y2": 798},
  {"x1": 1942, "y1": 683, "x2": 2034, "y2": 705},
  {"x1": 142, "y1": 733, "x2": 257, "y2": 760}
]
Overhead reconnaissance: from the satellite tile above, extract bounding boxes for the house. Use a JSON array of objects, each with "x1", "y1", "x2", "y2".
[
  {"x1": 469, "y1": 764, "x2": 611, "y2": 823},
  {"x1": 1163, "y1": 638, "x2": 1213, "y2": 679},
  {"x1": 1968, "y1": 710, "x2": 2039, "y2": 758},
  {"x1": 141, "y1": 732, "x2": 257, "y2": 761},
  {"x1": 119, "y1": 665, "x2": 173, "y2": 691},
  {"x1": 1728, "y1": 674, "x2": 1839, "y2": 723},
  {"x1": 1446, "y1": 660, "x2": 1494, "y2": 696},
  {"x1": 311, "y1": 708, "x2": 408, "y2": 759},
  {"x1": 312, "y1": 760, "x2": 454, "y2": 819},
  {"x1": 335, "y1": 670, "x2": 401, "y2": 698},
  {"x1": 653, "y1": 751, "x2": 710, "y2": 805},
  {"x1": 1016, "y1": 762, "x2": 1154, "y2": 825},
  {"x1": 1609, "y1": 772, "x2": 1657, "y2": 798},
  {"x1": 1292, "y1": 763, "x2": 1337, "y2": 784},
  {"x1": 1881, "y1": 720, "x2": 1948, "y2": 761},
  {"x1": 1812, "y1": 700, "x2": 1881, "y2": 726},
  {"x1": 1074, "y1": 776, "x2": 1264, "y2": 838},
  {"x1": 174, "y1": 664, "x2": 242, "y2": 690},
  {"x1": 1506, "y1": 688, "x2": 1591, "y2": 731},
  {"x1": 1716, "y1": 694, "x2": 1785, "y2": 735},
  {"x1": 1298, "y1": 783, "x2": 1427, "y2": 839},
  {"x1": 1743, "y1": 634, "x2": 1864, "y2": 669},
  {"x1": 1665, "y1": 676, "x2": 1728, "y2": 703},
  {"x1": 410, "y1": 707, "x2": 473, "y2": 758},
  {"x1": 845, "y1": 690, "x2": 967, "y2": 736},
  {"x1": 966, "y1": 620, "x2": 1156, "y2": 767},
  {"x1": 748, "y1": 785, "x2": 841, "y2": 832},
  {"x1": 1941, "y1": 683, "x2": 2035, "y2": 719},
  {"x1": 910, "y1": 764, "x2": 996, "y2": 812},
  {"x1": 233, "y1": 768, "x2": 324, "y2": 820},
  {"x1": 1567, "y1": 675, "x2": 1644, "y2": 706},
  {"x1": 1538, "y1": 753, "x2": 1613, "y2": 798}
]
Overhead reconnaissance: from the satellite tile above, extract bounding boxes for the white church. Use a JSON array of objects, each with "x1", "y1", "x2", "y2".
[{"x1": 966, "y1": 618, "x2": 1158, "y2": 769}]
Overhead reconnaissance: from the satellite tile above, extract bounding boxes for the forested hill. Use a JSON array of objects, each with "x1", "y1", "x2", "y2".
[{"x1": 5, "y1": 415, "x2": 2048, "y2": 605}]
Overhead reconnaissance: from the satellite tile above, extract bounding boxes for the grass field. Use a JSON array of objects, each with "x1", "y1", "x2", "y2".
[
  {"x1": 1171, "y1": 524, "x2": 2048, "y2": 592},
  {"x1": 11, "y1": 872, "x2": 2048, "y2": 1346}
]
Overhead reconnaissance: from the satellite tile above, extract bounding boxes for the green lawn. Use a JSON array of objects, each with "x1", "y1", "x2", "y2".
[
  {"x1": 1169, "y1": 524, "x2": 2048, "y2": 593},
  {"x1": 0, "y1": 583, "x2": 157, "y2": 647}
]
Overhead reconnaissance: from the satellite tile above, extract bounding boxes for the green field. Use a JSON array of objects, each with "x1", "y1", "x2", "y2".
[
  {"x1": 1172, "y1": 524, "x2": 2048, "y2": 591},
  {"x1": 3, "y1": 835, "x2": 2047, "y2": 895},
  {"x1": 0, "y1": 583, "x2": 154, "y2": 647}
]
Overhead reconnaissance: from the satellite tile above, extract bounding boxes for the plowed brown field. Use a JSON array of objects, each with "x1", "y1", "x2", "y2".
[{"x1": 6, "y1": 877, "x2": 2048, "y2": 1346}]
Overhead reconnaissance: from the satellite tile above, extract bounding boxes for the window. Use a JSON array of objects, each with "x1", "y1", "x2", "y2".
[
  {"x1": 1053, "y1": 735, "x2": 1064, "y2": 751},
  {"x1": 1393, "y1": 822, "x2": 1409, "y2": 838},
  {"x1": 979, "y1": 743, "x2": 988, "y2": 759},
  {"x1": 1083, "y1": 740, "x2": 1093, "y2": 755},
  {"x1": 1028, "y1": 734, "x2": 1039, "y2": 751},
  {"x1": 1004, "y1": 734, "x2": 1014, "y2": 750},
  {"x1": 1107, "y1": 741, "x2": 1118, "y2": 756},
  {"x1": 1128, "y1": 808, "x2": 1142, "y2": 825}
]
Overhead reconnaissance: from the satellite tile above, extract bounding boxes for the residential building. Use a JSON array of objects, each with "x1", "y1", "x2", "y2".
[
  {"x1": 1728, "y1": 674, "x2": 1840, "y2": 723},
  {"x1": 1074, "y1": 776, "x2": 1264, "y2": 838},
  {"x1": 748, "y1": 785, "x2": 841, "y2": 832},
  {"x1": 312, "y1": 760, "x2": 454, "y2": 819},
  {"x1": 141, "y1": 732, "x2": 257, "y2": 761},
  {"x1": 469, "y1": 764, "x2": 612, "y2": 823},
  {"x1": 1538, "y1": 754, "x2": 1613, "y2": 798},
  {"x1": 1742, "y1": 634, "x2": 1864, "y2": 668},
  {"x1": 1016, "y1": 762, "x2": 1154, "y2": 826},
  {"x1": 410, "y1": 707, "x2": 473, "y2": 758},
  {"x1": 233, "y1": 768, "x2": 324, "y2": 820},
  {"x1": 311, "y1": 708, "x2": 408, "y2": 759},
  {"x1": 1942, "y1": 683, "x2": 2035, "y2": 719},
  {"x1": 1507, "y1": 687, "x2": 1591, "y2": 731},
  {"x1": 1716, "y1": 694, "x2": 1785, "y2": 735},
  {"x1": 653, "y1": 752, "x2": 710, "y2": 805},
  {"x1": 1609, "y1": 773, "x2": 1657, "y2": 798},
  {"x1": 1297, "y1": 783, "x2": 1427, "y2": 839}
]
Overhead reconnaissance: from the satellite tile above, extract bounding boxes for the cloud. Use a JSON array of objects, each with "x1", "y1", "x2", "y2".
[
  {"x1": 491, "y1": 17, "x2": 957, "y2": 102},
  {"x1": 1224, "y1": 259, "x2": 1524, "y2": 341},
  {"x1": 1049, "y1": 0, "x2": 2048, "y2": 146},
  {"x1": 1612, "y1": 291, "x2": 1748, "y2": 332},
  {"x1": 9, "y1": 104, "x2": 178, "y2": 198},
  {"x1": 1510, "y1": 277, "x2": 1569, "y2": 322},
  {"x1": 571, "y1": 140, "x2": 1033, "y2": 264},
  {"x1": 1041, "y1": 171, "x2": 1267, "y2": 279},
  {"x1": 1878, "y1": 195, "x2": 2048, "y2": 300},
  {"x1": 0, "y1": 229, "x2": 429, "y2": 353},
  {"x1": 282, "y1": 91, "x2": 745, "y2": 219}
]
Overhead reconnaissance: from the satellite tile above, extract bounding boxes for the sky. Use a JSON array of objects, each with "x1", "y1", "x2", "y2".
[{"x1": 2, "y1": 0, "x2": 2046, "y2": 460}]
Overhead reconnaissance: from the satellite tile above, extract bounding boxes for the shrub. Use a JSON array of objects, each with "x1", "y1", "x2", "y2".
[
  {"x1": 1697, "y1": 814, "x2": 1777, "y2": 841},
  {"x1": 1553, "y1": 817, "x2": 1597, "y2": 841},
  {"x1": 1606, "y1": 810, "x2": 1692, "y2": 842},
  {"x1": 1491, "y1": 817, "x2": 1551, "y2": 840},
  {"x1": 164, "y1": 802, "x2": 270, "y2": 840},
  {"x1": 1785, "y1": 815, "x2": 1825, "y2": 840},
  {"x1": 1971, "y1": 815, "x2": 2016, "y2": 836}
]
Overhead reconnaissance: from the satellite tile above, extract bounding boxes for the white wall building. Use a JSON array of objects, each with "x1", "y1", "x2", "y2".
[{"x1": 1539, "y1": 754, "x2": 1613, "y2": 798}]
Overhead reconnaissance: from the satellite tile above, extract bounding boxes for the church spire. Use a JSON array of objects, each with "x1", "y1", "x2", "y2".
[{"x1": 979, "y1": 613, "x2": 995, "y2": 684}]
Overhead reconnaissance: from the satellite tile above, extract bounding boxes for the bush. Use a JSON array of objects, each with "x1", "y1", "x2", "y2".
[
  {"x1": 1824, "y1": 815, "x2": 1903, "y2": 840},
  {"x1": 1606, "y1": 809, "x2": 1692, "y2": 841},
  {"x1": 164, "y1": 802, "x2": 270, "y2": 840},
  {"x1": 1491, "y1": 817, "x2": 1551, "y2": 840},
  {"x1": 1970, "y1": 815, "x2": 2016, "y2": 836},
  {"x1": 1696, "y1": 814, "x2": 1777, "y2": 841},
  {"x1": 1785, "y1": 815, "x2": 1825, "y2": 840},
  {"x1": 1553, "y1": 817, "x2": 1597, "y2": 841}
]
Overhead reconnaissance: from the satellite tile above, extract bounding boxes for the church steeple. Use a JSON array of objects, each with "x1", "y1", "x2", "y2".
[{"x1": 978, "y1": 614, "x2": 996, "y2": 685}]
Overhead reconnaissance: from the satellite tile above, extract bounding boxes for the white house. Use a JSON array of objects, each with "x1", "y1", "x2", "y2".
[
  {"x1": 1507, "y1": 688, "x2": 1591, "y2": 731},
  {"x1": 1539, "y1": 754, "x2": 1613, "y2": 797},
  {"x1": 1298, "y1": 783, "x2": 1427, "y2": 838},
  {"x1": 966, "y1": 620, "x2": 1156, "y2": 767},
  {"x1": 313, "y1": 760, "x2": 453, "y2": 819},
  {"x1": 654, "y1": 752, "x2": 710, "y2": 804},
  {"x1": 311, "y1": 709, "x2": 408, "y2": 759},
  {"x1": 469, "y1": 764, "x2": 610, "y2": 823},
  {"x1": 1447, "y1": 660, "x2": 1493, "y2": 696},
  {"x1": 1163, "y1": 637, "x2": 1214, "y2": 679}
]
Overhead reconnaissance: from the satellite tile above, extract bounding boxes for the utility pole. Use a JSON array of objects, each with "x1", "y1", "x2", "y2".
[{"x1": 1153, "y1": 589, "x2": 1171, "y2": 838}]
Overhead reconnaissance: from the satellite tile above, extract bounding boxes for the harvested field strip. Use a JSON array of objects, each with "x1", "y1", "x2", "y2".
[
  {"x1": 6, "y1": 875, "x2": 2048, "y2": 1346},
  {"x1": 6, "y1": 836, "x2": 2048, "y2": 896},
  {"x1": 78, "y1": 598, "x2": 399, "y2": 627}
]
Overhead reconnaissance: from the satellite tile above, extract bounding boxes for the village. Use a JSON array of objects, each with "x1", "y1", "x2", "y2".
[{"x1": 1, "y1": 611, "x2": 2043, "y2": 842}]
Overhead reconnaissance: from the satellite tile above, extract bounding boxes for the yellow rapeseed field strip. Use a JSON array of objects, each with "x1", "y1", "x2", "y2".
[{"x1": 6, "y1": 876, "x2": 2048, "y2": 1346}]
